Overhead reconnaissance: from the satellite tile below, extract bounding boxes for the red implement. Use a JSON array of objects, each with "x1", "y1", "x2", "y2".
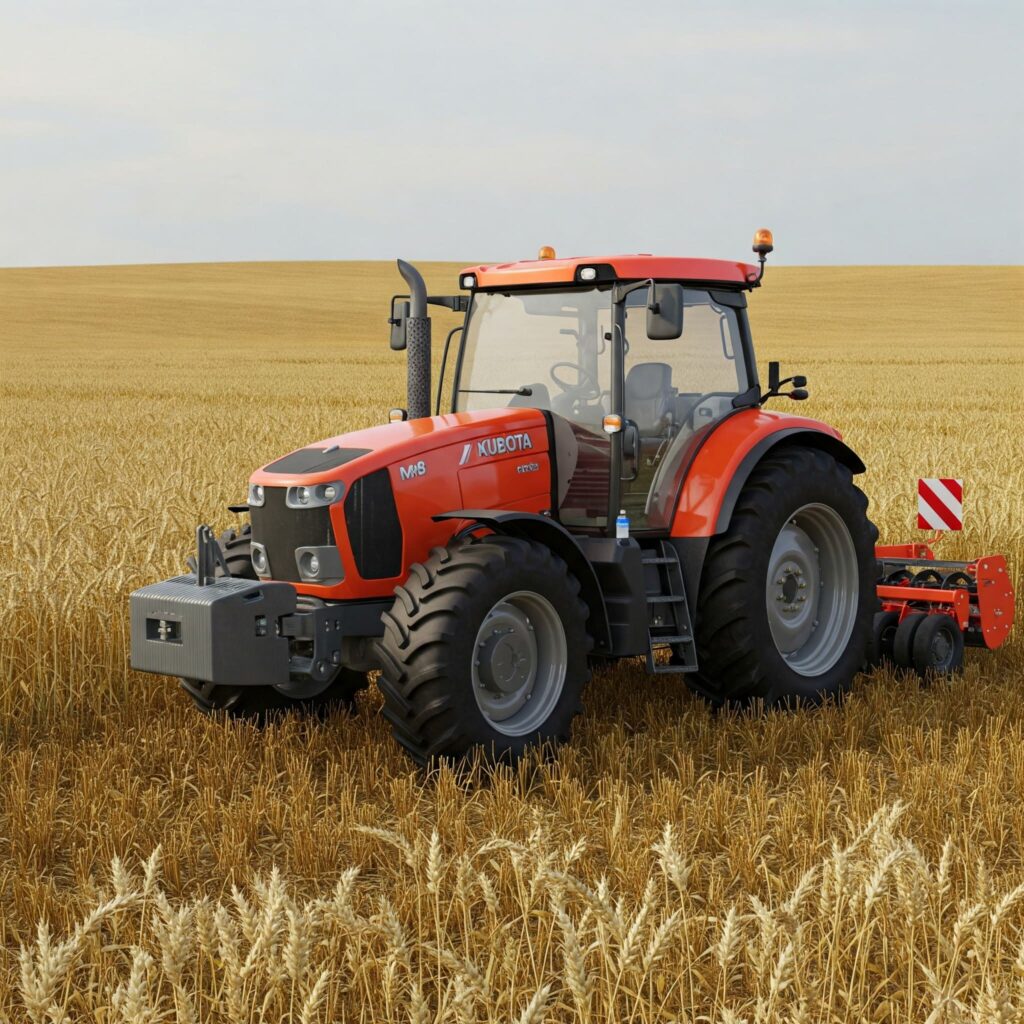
[{"x1": 875, "y1": 547, "x2": 1015, "y2": 651}]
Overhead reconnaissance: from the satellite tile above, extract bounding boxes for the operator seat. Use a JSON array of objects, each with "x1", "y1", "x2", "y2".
[{"x1": 624, "y1": 362, "x2": 674, "y2": 436}]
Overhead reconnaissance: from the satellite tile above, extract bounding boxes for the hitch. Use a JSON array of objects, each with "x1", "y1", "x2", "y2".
[{"x1": 191, "y1": 525, "x2": 229, "y2": 585}]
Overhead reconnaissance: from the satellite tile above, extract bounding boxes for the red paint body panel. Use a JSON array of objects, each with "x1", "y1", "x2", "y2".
[
  {"x1": 462, "y1": 255, "x2": 759, "y2": 289},
  {"x1": 669, "y1": 409, "x2": 845, "y2": 538},
  {"x1": 876, "y1": 585, "x2": 970, "y2": 629},
  {"x1": 875, "y1": 542, "x2": 936, "y2": 560},
  {"x1": 249, "y1": 409, "x2": 550, "y2": 600},
  {"x1": 459, "y1": 454, "x2": 550, "y2": 509},
  {"x1": 974, "y1": 555, "x2": 1015, "y2": 649}
]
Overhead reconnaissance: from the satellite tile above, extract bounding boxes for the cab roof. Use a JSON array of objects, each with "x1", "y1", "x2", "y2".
[{"x1": 461, "y1": 254, "x2": 760, "y2": 290}]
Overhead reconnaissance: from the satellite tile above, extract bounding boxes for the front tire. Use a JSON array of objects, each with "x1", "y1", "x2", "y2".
[
  {"x1": 376, "y1": 536, "x2": 593, "y2": 765},
  {"x1": 180, "y1": 670, "x2": 368, "y2": 723},
  {"x1": 690, "y1": 447, "x2": 878, "y2": 706},
  {"x1": 180, "y1": 523, "x2": 368, "y2": 721}
]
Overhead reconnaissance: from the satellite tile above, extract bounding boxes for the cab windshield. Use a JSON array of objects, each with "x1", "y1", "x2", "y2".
[
  {"x1": 455, "y1": 285, "x2": 749, "y2": 532},
  {"x1": 456, "y1": 287, "x2": 612, "y2": 439}
]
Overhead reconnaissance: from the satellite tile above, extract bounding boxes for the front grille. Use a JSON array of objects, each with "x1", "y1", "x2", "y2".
[
  {"x1": 345, "y1": 469, "x2": 403, "y2": 579},
  {"x1": 249, "y1": 487, "x2": 334, "y2": 583}
]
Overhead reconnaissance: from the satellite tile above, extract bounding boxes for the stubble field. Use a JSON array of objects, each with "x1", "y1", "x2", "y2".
[{"x1": 0, "y1": 261, "x2": 1021, "y2": 1023}]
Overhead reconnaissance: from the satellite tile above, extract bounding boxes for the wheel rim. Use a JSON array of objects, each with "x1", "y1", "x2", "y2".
[
  {"x1": 472, "y1": 590, "x2": 567, "y2": 737},
  {"x1": 765, "y1": 502, "x2": 859, "y2": 677},
  {"x1": 928, "y1": 624, "x2": 955, "y2": 670}
]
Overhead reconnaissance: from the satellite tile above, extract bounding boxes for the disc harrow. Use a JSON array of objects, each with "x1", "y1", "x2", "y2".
[{"x1": 870, "y1": 541, "x2": 1015, "y2": 677}]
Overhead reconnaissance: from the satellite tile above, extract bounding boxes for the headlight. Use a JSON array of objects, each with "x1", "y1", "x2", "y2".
[
  {"x1": 285, "y1": 482, "x2": 344, "y2": 509},
  {"x1": 251, "y1": 543, "x2": 269, "y2": 575},
  {"x1": 295, "y1": 546, "x2": 344, "y2": 584},
  {"x1": 248, "y1": 483, "x2": 265, "y2": 507}
]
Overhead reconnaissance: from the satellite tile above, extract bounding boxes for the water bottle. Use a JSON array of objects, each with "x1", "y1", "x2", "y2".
[{"x1": 616, "y1": 509, "x2": 630, "y2": 540}]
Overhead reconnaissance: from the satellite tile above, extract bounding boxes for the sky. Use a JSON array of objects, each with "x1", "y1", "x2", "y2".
[{"x1": 1, "y1": 1, "x2": 1021, "y2": 267}]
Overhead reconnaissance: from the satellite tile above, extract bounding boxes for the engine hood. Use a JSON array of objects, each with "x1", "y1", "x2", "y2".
[{"x1": 249, "y1": 408, "x2": 548, "y2": 488}]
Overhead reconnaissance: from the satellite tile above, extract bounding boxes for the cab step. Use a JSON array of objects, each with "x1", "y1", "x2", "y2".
[{"x1": 642, "y1": 542, "x2": 698, "y2": 675}]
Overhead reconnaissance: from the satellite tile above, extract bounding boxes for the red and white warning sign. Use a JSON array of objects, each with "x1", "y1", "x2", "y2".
[{"x1": 918, "y1": 478, "x2": 963, "y2": 531}]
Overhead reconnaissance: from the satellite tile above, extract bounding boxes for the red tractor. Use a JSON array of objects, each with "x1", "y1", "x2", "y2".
[{"x1": 130, "y1": 232, "x2": 1014, "y2": 763}]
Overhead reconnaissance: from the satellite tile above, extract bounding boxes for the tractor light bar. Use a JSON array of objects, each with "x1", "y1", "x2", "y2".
[
  {"x1": 461, "y1": 274, "x2": 476, "y2": 289},
  {"x1": 248, "y1": 483, "x2": 265, "y2": 507},
  {"x1": 285, "y1": 482, "x2": 345, "y2": 509}
]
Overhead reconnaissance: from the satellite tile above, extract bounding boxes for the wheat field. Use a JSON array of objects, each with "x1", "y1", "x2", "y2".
[{"x1": 0, "y1": 261, "x2": 1021, "y2": 1023}]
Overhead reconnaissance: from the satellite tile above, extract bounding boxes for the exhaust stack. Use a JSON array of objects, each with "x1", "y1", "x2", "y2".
[{"x1": 397, "y1": 259, "x2": 431, "y2": 420}]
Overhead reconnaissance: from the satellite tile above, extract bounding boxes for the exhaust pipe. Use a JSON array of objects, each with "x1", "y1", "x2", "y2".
[{"x1": 397, "y1": 259, "x2": 431, "y2": 420}]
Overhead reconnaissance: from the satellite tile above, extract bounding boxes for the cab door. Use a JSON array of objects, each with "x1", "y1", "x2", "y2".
[{"x1": 620, "y1": 289, "x2": 750, "y2": 532}]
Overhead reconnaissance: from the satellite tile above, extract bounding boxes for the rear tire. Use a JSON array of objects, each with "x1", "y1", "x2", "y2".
[
  {"x1": 376, "y1": 536, "x2": 592, "y2": 765},
  {"x1": 689, "y1": 447, "x2": 878, "y2": 706},
  {"x1": 179, "y1": 523, "x2": 368, "y2": 722}
]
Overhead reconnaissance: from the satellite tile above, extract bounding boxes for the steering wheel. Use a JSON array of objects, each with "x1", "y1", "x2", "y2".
[{"x1": 550, "y1": 361, "x2": 601, "y2": 400}]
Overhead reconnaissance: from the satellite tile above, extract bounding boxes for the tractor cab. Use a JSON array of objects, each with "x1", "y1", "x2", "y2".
[{"x1": 453, "y1": 271, "x2": 754, "y2": 532}]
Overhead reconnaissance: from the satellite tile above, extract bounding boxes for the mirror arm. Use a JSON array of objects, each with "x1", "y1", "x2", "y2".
[
  {"x1": 427, "y1": 295, "x2": 470, "y2": 313},
  {"x1": 612, "y1": 279, "x2": 654, "y2": 305},
  {"x1": 758, "y1": 374, "x2": 810, "y2": 405}
]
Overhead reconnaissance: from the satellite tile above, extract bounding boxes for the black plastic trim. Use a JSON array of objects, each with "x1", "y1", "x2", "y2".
[
  {"x1": 345, "y1": 469, "x2": 404, "y2": 579},
  {"x1": 539, "y1": 409, "x2": 559, "y2": 516},
  {"x1": 265, "y1": 447, "x2": 370, "y2": 475},
  {"x1": 709, "y1": 289, "x2": 748, "y2": 308},
  {"x1": 714, "y1": 429, "x2": 868, "y2": 534}
]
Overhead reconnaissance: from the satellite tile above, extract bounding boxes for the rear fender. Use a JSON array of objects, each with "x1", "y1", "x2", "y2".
[
  {"x1": 433, "y1": 509, "x2": 612, "y2": 654},
  {"x1": 671, "y1": 411, "x2": 866, "y2": 539}
]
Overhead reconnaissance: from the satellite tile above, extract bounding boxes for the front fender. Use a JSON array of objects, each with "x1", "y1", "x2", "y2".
[
  {"x1": 671, "y1": 409, "x2": 866, "y2": 538},
  {"x1": 433, "y1": 509, "x2": 612, "y2": 654}
]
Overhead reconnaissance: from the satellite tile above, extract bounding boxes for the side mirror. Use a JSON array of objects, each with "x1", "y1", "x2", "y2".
[
  {"x1": 389, "y1": 298, "x2": 410, "y2": 351},
  {"x1": 762, "y1": 361, "x2": 810, "y2": 404},
  {"x1": 646, "y1": 283, "x2": 684, "y2": 340}
]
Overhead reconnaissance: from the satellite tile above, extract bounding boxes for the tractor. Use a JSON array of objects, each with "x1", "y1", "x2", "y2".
[{"x1": 130, "y1": 232, "x2": 1014, "y2": 764}]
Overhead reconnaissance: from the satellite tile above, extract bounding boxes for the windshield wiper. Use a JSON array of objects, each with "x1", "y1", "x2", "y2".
[{"x1": 458, "y1": 386, "x2": 533, "y2": 396}]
